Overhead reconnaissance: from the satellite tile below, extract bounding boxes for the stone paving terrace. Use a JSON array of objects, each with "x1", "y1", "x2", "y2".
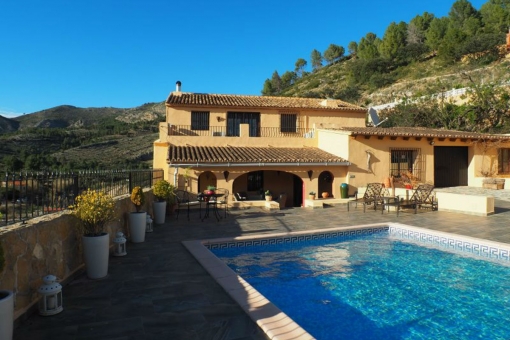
[{"x1": 13, "y1": 188, "x2": 510, "y2": 340}]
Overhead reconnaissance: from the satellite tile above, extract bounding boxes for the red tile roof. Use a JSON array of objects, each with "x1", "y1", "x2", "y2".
[
  {"x1": 335, "y1": 127, "x2": 510, "y2": 140},
  {"x1": 168, "y1": 145, "x2": 349, "y2": 165},
  {"x1": 166, "y1": 92, "x2": 365, "y2": 112}
]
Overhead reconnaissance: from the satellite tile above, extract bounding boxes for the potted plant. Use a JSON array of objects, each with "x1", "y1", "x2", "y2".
[
  {"x1": 129, "y1": 186, "x2": 146, "y2": 243},
  {"x1": 206, "y1": 185, "x2": 216, "y2": 195},
  {"x1": 321, "y1": 192, "x2": 329, "y2": 199},
  {"x1": 72, "y1": 189, "x2": 115, "y2": 279},
  {"x1": 0, "y1": 218, "x2": 14, "y2": 340},
  {"x1": 309, "y1": 191, "x2": 316, "y2": 200},
  {"x1": 152, "y1": 180, "x2": 175, "y2": 224},
  {"x1": 401, "y1": 170, "x2": 419, "y2": 189},
  {"x1": 265, "y1": 190, "x2": 272, "y2": 201}
]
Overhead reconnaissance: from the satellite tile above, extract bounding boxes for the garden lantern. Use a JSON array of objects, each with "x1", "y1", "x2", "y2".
[
  {"x1": 113, "y1": 232, "x2": 127, "y2": 256},
  {"x1": 37, "y1": 275, "x2": 63, "y2": 316},
  {"x1": 146, "y1": 214, "x2": 153, "y2": 233}
]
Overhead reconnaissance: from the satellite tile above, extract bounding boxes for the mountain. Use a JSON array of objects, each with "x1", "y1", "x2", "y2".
[
  {"x1": 0, "y1": 115, "x2": 19, "y2": 133},
  {"x1": 11, "y1": 102, "x2": 165, "y2": 129},
  {"x1": 0, "y1": 102, "x2": 166, "y2": 170}
]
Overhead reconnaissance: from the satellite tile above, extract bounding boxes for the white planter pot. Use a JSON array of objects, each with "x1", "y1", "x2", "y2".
[
  {"x1": 129, "y1": 212, "x2": 147, "y2": 243},
  {"x1": 82, "y1": 233, "x2": 110, "y2": 279},
  {"x1": 152, "y1": 201, "x2": 167, "y2": 224},
  {"x1": 0, "y1": 290, "x2": 13, "y2": 340}
]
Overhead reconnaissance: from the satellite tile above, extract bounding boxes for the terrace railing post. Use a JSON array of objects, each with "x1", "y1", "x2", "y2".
[{"x1": 129, "y1": 171, "x2": 133, "y2": 194}]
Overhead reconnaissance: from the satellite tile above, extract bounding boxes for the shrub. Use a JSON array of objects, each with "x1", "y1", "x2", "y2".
[
  {"x1": 131, "y1": 186, "x2": 145, "y2": 212},
  {"x1": 72, "y1": 189, "x2": 116, "y2": 236},
  {"x1": 153, "y1": 180, "x2": 175, "y2": 202}
]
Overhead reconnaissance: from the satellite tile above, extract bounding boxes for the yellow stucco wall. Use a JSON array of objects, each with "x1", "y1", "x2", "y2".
[
  {"x1": 165, "y1": 106, "x2": 366, "y2": 130},
  {"x1": 316, "y1": 129, "x2": 510, "y2": 192}
]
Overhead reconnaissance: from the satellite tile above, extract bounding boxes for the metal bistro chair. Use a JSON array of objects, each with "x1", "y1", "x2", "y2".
[
  {"x1": 175, "y1": 190, "x2": 201, "y2": 221},
  {"x1": 348, "y1": 183, "x2": 384, "y2": 212},
  {"x1": 208, "y1": 188, "x2": 229, "y2": 218}
]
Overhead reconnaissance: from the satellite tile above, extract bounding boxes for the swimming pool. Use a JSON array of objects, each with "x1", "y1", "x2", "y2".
[{"x1": 183, "y1": 223, "x2": 510, "y2": 340}]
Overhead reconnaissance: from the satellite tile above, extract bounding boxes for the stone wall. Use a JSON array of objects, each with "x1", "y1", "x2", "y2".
[{"x1": 0, "y1": 190, "x2": 154, "y2": 320}]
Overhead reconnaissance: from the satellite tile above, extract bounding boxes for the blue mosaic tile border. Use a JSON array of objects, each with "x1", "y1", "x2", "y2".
[
  {"x1": 205, "y1": 227, "x2": 388, "y2": 250},
  {"x1": 388, "y1": 226, "x2": 510, "y2": 262}
]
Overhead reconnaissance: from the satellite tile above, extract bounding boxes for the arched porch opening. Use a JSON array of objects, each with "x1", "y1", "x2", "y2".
[
  {"x1": 318, "y1": 171, "x2": 334, "y2": 198},
  {"x1": 198, "y1": 171, "x2": 217, "y2": 193},
  {"x1": 232, "y1": 170, "x2": 303, "y2": 207}
]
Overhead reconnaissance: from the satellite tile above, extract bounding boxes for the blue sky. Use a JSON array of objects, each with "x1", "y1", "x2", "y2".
[{"x1": 0, "y1": 0, "x2": 486, "y2": 118}]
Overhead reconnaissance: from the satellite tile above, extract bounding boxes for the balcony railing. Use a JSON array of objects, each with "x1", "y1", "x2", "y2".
[
  {"x1": 167, "y1": 125, "x2": 315, "y2": 138},
  {"x1": 1, "y1": 169, "x2": 163, "y2": 226}
]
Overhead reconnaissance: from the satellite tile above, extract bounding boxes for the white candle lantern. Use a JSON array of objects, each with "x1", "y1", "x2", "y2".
[
  {"x1": 146, "y1": 214, "x2": 153, "y2": 233},
  {"x1": 113, "y1": 232, "x2": 127, "y2": 256},
  {"x1": 37, "y1": 275, "x2": 63, "y2": 316}
]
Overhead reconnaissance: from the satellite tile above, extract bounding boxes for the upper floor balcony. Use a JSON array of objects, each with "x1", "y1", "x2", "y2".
[{"x1": 165, "y1": 125, "x2": 316, "y2": 139}]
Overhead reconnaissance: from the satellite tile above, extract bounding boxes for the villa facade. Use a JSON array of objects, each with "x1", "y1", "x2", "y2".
[{"x1": 153, "y1": 81, "x2": 510, "y2": 207}]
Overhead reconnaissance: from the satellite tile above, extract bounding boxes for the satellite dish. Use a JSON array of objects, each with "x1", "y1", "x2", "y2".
[
  {"x1": 368, "y1": 108, "x2": 380, "y2": 126},
  {"x1": 368, "y1": 107, "x2": 389, "y2": 127}
]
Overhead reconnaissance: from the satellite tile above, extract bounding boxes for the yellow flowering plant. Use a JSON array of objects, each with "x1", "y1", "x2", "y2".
[
  {"x1": 130, "y1": 186, "x2": 145, "y2": 212},
  {"x1": 153, "y1": 180, "x2": 175, "y2": 203},
  {"x1": 72, "y1": 189, "x2": 116, "y2": 236}
]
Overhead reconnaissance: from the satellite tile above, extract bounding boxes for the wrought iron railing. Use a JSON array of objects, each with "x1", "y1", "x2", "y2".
[
  {"x1": 167, "y1": 125, "x2": 315, "y2": 138},
  {"x1": 1, "y1": 169, "x2": 163, "y2": 226}
]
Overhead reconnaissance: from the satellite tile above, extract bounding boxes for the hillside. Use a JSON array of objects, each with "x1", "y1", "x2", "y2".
[
  {"x1": 0, "y1": 102, "x2": 165, "y2": 170},
  {"x1": 279, "y1": 53, "x2": 510, "y2": 107}
]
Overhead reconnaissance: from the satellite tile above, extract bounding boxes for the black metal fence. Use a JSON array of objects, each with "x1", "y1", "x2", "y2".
[{"x1": 1, "y1": 169, "x2": 164, "y2": 226}]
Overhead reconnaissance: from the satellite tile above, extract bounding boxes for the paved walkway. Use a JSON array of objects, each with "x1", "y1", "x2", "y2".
[{"x1": 13, "y1": 188, "x2": 510, "y2": 340}]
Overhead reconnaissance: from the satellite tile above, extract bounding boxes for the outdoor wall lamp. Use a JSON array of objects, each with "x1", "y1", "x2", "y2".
[
  {"x1": 223, "y1": 170, "x2": 229, "y2": 181},
  {"x1": 307, "y1": 170, "x2": 313, "y2": 181},
  {"x1": 429, "y1": 141, "x2": 435, "y2": 145}
]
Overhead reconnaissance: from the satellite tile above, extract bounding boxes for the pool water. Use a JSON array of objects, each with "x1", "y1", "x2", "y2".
[{"x1": 212, "y1": 233, "x2": 510, "y2": 340}]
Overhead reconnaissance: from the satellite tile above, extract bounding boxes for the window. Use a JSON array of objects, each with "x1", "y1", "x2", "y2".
[
  {"x1": 191, "y1": 111, "x2": 209, "y2": 130},
  {"x1": 280, "y1": 113, "x2": 297, "y2": 133},
  {"x1": 227, "y1": 112, "x2": 260, "y2": 137},
  {"x1": 498, "y1": 148, "x2": 510, "y2": 174},
  {"x1": 247, "y1": 171, "x2": 263, "y2": 191},
  {"x1": 390, "y1": 148, "x2": 422, "y2": 182}
]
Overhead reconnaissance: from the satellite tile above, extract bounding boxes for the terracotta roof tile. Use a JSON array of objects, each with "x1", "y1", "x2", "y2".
[
  {"x1": 168, "y1": 146, "x2": 349, "y2": 165},
  {"x1": 336, "y1": 127, "x2": 510, "y2": 140},
  {"x1": 166, "y1": 92, "x2": 365, "y2": 112}
]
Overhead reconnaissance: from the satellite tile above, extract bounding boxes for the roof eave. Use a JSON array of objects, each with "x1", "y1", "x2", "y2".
[{"x1": 167, "y1": 161, "x2": 351, "y2": 167}]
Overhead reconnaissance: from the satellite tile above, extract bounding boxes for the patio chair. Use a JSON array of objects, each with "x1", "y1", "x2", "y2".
[
  {"x1": 175, "y1": 190, "x2": 201, "y2": 220},
  {"x1": 210, "y1": 188, "x2": 229, "y2": 218},
  {"x1": 347, "y1": 183, "x2": 384, "y2": 212},
  {"x1": 395, "y1": 183, "x2": 435, "y2": 216},
  {"x1": 234, "y1": 191, "x2": 247, "y2": 201}
]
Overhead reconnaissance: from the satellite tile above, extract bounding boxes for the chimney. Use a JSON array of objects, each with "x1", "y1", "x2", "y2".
[{"x1": 176, "y1": 80, "x2": 182, "y2": 92}]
